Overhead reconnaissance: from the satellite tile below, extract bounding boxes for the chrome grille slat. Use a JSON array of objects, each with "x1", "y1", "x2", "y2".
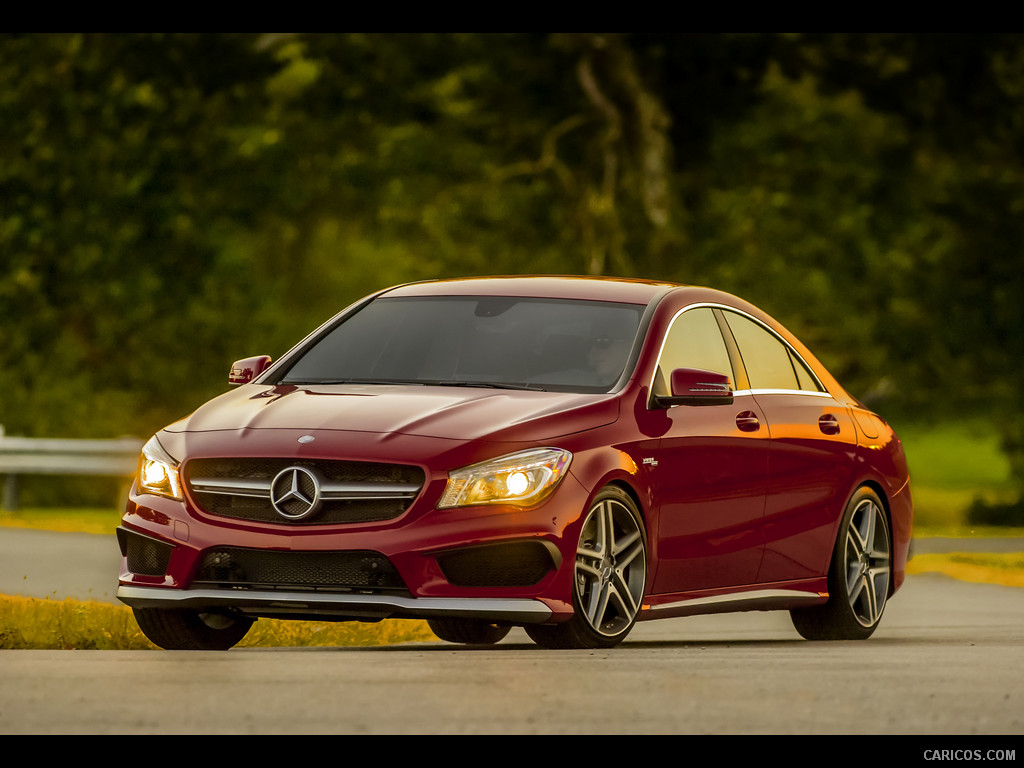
[
  {"x1": 188, "y1": 478, "x2": 271, "y2": 497},
  {"x1": 184, "y1": 458, "x2": 425, "y2": 525},
  {"x1": 189, "y1": 477, "x2": 420, "y2": 500}
]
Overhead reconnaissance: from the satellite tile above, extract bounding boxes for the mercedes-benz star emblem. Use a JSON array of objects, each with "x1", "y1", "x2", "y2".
[{"x1": 270, "y1": 466, "x2": 322, "y2": 520}]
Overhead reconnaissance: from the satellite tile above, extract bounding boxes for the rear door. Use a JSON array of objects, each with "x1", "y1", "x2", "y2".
[{"x1": 719, "y1": 310, "x2": 859, "y2": 583}]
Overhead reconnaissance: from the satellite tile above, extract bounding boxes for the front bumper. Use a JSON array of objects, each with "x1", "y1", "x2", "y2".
[
  {"x1": 116, "y1": 584, "x2": 554, "y2": 624},
  {"x1": 117, "y1": 467, "x2": 592, "y2": 623}
]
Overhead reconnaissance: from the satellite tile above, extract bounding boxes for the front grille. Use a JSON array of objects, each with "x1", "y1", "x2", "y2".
[
  {"x1": 437, "y1": 541, "x2": 556, "y2": 588},
  {"x1": 184, "y1": 458, "x2": 424, "y2": 525},
  {"x1": 192, "y1": 548, "x2": 407, "y2": 593}
]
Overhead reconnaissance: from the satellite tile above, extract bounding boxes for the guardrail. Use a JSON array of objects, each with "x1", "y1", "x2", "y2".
[{"x1": 0, "y1": 426, "x2": 143, "y2": 510}]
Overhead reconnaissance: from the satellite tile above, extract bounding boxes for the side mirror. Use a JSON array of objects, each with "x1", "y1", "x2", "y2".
[
  {"x1": 654, "y1": 367, "x2": 734, "y2": 408},
  {"x1": 228, "y1": 355, "x2": 272, "y2": 386}
]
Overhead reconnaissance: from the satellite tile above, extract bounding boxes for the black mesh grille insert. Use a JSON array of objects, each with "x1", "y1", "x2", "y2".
[
  {"x1": 120, "y1": 529, "x2": 173, "y2": 577},
  {"x1": 184, "y1": 457, "x2": 425, "y2": 525},
  {"x1": 193, "y1": 548, "x2": 407, "y2": 593},
  {"x1": 437, "y1": 541, "x2": 556, "y2": 588}
]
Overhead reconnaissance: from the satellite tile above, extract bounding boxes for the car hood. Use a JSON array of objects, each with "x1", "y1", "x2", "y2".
[{"x1": 164, "y1": 383, "x2": 619, "y2": 444}]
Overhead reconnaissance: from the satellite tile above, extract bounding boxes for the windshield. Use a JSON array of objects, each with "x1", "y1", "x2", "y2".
[{"x1": 277, "y1": 296, "x2": 644, "y2": 393}]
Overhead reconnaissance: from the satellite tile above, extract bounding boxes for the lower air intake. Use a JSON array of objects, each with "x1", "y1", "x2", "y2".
[
  {"x1": 118, "y1": 528, "x2": 173, "y2": 577},
  {"x1": 192, "y1": 548, "x2": 407, "y2": 593},
  {"x1": 437, "y1": 541, "x2": 556, "y2": 588}
]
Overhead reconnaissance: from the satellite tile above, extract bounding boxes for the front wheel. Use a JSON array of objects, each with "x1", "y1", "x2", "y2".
[
  {"x1": 527, "y1": 486, "x2": 647, "y2": 649},
  {"x1": 133, "y1": 607, "x2": 254, "y2": 650},
  {"x1": 791, "y1": 486, "x2": 892, "y2": 641}
]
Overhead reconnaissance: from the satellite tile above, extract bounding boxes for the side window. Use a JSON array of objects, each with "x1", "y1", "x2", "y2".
[
  {"x1": 723, "y1": 311, "x2": 819, "y2": 392},
  {"x1": 655, "y1": 308, "x2": 735, "y2": 395},
  {"x1": 790, "y1": 349, "x2": 823, "y2": 392}
]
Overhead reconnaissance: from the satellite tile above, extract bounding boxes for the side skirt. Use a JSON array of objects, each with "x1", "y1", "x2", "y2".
[{"x1": 638, "y1": 578, "x2": 828, "y2": 621}]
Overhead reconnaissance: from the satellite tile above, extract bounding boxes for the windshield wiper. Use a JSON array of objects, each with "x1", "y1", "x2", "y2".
[
  {"x1": 280, "y1": 378, "x2": 430, "y2": 386},
  {"x1": 428, "y1": 380, "x2": 547, "y2": 391}
]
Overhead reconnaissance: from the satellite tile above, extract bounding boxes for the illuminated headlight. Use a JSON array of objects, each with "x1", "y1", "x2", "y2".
[
  {"x1": 137, "y1": 436, "x2": 183, "y2": 500},
  {"x1": 438, "y1": 448, "x2": 572, "y2": 509}
]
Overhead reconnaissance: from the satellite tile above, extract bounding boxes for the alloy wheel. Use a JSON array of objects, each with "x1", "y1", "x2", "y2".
[
  {"x1": 844, "y1": 496, "x2": 891, "y2": 628},
  {"x1": 575, "y1": 495, "x2": 647, "y2": 637}
]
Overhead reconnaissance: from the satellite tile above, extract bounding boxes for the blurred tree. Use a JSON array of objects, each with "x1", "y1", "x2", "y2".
[
  {"x1": 777, "y1": 34, "x2": 1024, "y2": 500},
  {"x1": 2, "y1": 32, "x2": 1024, "y2": 507},
  {"x1": 678, "y1": 63, "x2": 924, "y2": 402},
  {"x1": 0, "y1": 34, "x2": 279, "y2": 438}
]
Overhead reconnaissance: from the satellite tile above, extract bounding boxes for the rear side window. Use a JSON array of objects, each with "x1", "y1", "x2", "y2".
[{"x1": 723, "y1": 311, "x2": 822, "y2": 392}]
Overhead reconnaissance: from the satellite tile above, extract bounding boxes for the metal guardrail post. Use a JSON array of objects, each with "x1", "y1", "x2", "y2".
[
  {"x1": 0, "y1": 424, "x2": 12, "y2": 511},
  {"x1": 2, "y1": 474, "x2": 17, "y2": 511}
]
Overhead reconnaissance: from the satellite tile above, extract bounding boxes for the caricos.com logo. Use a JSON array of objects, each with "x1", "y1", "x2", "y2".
[{"x1": 924, "y1": 750, "x2": 1016, "y2": 762}]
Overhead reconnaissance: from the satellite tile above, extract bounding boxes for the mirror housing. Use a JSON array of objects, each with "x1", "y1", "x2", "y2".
[
  {"x1": 228, "y1": 355, "x2": 272, "y2": 386},
  {"x1": 654, "y1": 367, "x2": 734, "y2": 408}
]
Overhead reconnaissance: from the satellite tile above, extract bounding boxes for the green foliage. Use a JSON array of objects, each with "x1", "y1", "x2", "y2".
[
  {"x1": 681, "y1": 65, "x2": 921, "y2": 398},
  {"x1": 967, "y1": 498, "x2": 1024, "y2": 527},
  {"x1": 3, "y1": 33, "x2": 1024, "y2": 502},
  {"x1": 896, "y1": 420, "x2": 1014, "y2": 528}
]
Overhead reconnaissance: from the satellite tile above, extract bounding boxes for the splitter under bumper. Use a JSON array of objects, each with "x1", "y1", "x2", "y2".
[{"x1": 116, "y1": 584, "x2": 554, "y2": 624}]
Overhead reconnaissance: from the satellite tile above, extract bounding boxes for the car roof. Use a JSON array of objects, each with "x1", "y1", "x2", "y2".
[{"x1": 379, "y1": 275, "x2": 683, "y2": 305}]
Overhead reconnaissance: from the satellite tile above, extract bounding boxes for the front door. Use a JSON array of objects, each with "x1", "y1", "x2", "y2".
[{"x1": 640, "y1": 307, "x2": 770, "y2": 593}]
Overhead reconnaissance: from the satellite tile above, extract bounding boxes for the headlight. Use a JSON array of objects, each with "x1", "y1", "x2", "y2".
[
  {"x1": 137, "y1": 436, "x2": 183, "y2": 500},
  {"x1": 438, "y1": 448, "x2": 572, "y2": 509}
]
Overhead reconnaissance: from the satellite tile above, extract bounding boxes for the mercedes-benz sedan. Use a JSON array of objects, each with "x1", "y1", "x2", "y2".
[{"x1": 117, "y1": 276, "x2": 912, "y2": 649}]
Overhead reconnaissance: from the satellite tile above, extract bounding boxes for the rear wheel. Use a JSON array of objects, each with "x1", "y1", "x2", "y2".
[
  {"x1": 527, "y1": 486, "x2": 647, "y2": 649},
  {"x1": 427, "y1": 618, "x2": 511, "y2": 645},
  {"x1": 133, "y1": 607, "x2": 254, "y2": 650},
  {"x1": 791, "y1": 486, "x2": 891, "y2": 640}
]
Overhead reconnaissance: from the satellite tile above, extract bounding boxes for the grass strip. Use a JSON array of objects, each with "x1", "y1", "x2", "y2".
[
  {"x1": 0, "y1": 594, "x2": 435, "y2": 650},
  {"x1": 906, "y1": 552, "x2": 1024, "y2": 588},
  {"x1": 0, "y1": 508, "x2": 122, "y2": 536}
]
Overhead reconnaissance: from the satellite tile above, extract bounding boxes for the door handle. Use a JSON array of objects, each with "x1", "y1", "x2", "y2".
[
  {"x1": 736, "y1": 411, "x2": 760, "y2": 432},
  {"x1": 819, "y1": 414, "x2": 841, "y2": 435}
]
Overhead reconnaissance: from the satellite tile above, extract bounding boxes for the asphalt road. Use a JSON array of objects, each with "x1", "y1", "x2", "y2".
[
  {"x1": 1, "y1": 528, "x2": 1022, "y2": 735},
  {"x1": 0, "y1": 527, "x2": 121, "y2": 604}
]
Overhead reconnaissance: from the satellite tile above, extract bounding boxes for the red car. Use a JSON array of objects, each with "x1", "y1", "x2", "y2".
[{"x1": 117, "y1": 276, "x2": 913, "y2": 650}]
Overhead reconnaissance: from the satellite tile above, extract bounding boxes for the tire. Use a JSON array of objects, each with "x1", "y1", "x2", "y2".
[
  {"x1": 526, "y1": 486, "x2": 647, "y2": 649},
  {"x1": 133, "y1": 607, "x2": 254, "y2": 650},
  {"x1": 791, "y1": 486, "x2": 892, "y2": 641},
  {"x1": 427, "y1": 618, "x2": 511, "y2": 645}
]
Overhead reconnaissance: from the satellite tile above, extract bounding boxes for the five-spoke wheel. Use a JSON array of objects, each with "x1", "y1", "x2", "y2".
[
  {"x1": 527, "y1": 486, "x2": 647, "y2": 649},
  {"x1": 791, "y1": 486, "x2": 891, "y2": 640},
  {"x1": 844, "y1": 491, "x2": 892, "y2": 629}
]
